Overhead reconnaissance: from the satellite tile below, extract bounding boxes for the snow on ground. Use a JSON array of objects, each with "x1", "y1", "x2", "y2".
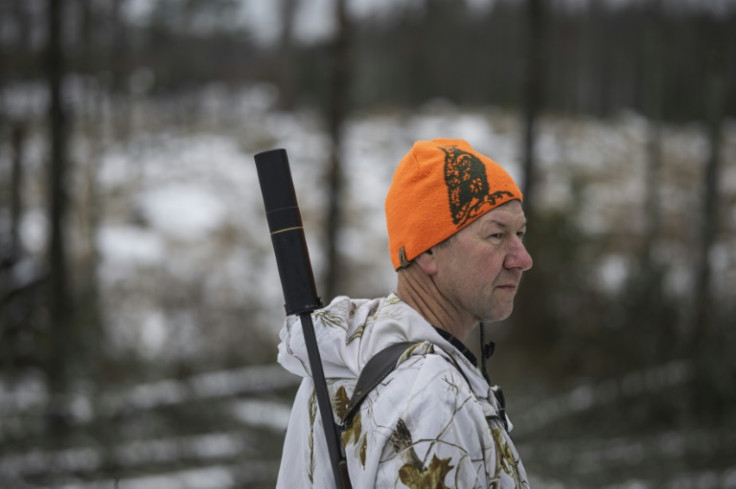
[{"x1": 7, "y1": 85, "x2": 736, "y2": 366}]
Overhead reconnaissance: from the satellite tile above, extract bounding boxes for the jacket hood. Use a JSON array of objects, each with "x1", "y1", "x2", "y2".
[{"x1": 277, "y1": 293, "x2": 489, "y2": 396}]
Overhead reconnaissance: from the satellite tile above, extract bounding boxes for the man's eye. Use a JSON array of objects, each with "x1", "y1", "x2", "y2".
[
  {"x1": 517, "y1": 231, "x2": 526, "y2": 241},
  {"x1": 488, "y1": 233, "x2": 504, "y2": 240}
]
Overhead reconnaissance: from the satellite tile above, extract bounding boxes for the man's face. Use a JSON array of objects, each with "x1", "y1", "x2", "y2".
[{"x1": 430, "y1": 200, "x2": 533, "y2": 324}]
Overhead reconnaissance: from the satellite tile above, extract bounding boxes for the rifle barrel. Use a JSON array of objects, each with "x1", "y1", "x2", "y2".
[{"x1": 254, "y1": 148, "x2": 351, "y2": 489}]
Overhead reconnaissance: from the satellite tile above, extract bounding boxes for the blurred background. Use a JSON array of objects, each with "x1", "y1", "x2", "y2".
[{"x1": 0, "y1": 0, "x2": 735, "y2": 487}]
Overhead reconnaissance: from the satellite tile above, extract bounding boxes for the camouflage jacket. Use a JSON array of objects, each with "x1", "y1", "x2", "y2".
[{"x1": 276, "y1": 293, "x2": 530, "y2": 489}]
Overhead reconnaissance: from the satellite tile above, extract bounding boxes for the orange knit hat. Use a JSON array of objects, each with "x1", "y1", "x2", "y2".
[{"x1": 386, "y1": 138, "x2": 522, "y2": 270}]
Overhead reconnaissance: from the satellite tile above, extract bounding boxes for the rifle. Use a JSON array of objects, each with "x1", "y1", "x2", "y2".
[{"x1": 254, "y1": 149, "x2": 351, "y2": 489}]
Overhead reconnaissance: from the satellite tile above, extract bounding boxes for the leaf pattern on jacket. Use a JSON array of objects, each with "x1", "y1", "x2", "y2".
[
  {"x1": 313, "y1": 308, "x2": 346, "y2": 330},
  {"x1": 342, "y1": 412, "x2": 362, "y2": 445},
  {"x1": 334, "y1": 385, "x2": 350, "y2": 420},
  {"x1": 346, "y1": 322, "x2": 367, "y2": 345},
  {"x1": 308, "y1": 389, "x2": 317, "y2": 484},
  {"x1": 342, "y1": 412, "x2": 368, "y2": 467},
  {"x1": 360, "y1": 436, "x2": 368, "y2": 467},
  {"x1": 389, "y1": 418, "x2": 454, "y2": 489},
  {"x1": 399, "y1": 455, "x2": 455, "y2": 489},
  {"x1": 490, "y1": 426, "x2": 523, "y2": 487},
  {"x1": 388, "y1": 419, "x2": 417, "y2": 457},
  {"x1": 347, "y1": 300, "x2": 382, "y2": 345}
]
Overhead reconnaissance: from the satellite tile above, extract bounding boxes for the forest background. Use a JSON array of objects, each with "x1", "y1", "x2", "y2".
[{"x1": 1, "y1": 0, "x2": 735, "y2": 487}]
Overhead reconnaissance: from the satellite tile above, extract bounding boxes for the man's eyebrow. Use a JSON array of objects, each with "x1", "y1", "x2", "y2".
[{"x1": 485, "y1": 219, "x2": 527, "y2": 229}]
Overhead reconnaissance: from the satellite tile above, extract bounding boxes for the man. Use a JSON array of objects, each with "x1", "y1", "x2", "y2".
[{"x1": 276, "y1": 138, "x2": 533, "y2": 488}]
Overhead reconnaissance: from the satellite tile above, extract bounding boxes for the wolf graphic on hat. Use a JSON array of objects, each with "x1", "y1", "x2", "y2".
[{"x1": 440, "y1": 144, "x2": 515, "y2": 228}]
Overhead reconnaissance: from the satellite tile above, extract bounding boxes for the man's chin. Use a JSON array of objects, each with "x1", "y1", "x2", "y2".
[{"x1": 482, "y1": 308, "x2": 513, "y2": 324}]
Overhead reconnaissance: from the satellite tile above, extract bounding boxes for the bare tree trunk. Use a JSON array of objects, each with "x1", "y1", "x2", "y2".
[
  {"x1": 46, "y1": 0, "x2": 74, "y2": 436},
  {"x1": 0, "y1": 123, "x2": 27, "y2": 372},
  {"x1": 688, "y1": 35, "x2": 729, "y2": 421},
  {"x1": 642, "y1": 0, "x2": 663, "y2": 264},
  {"x1": 276, "y1": 0, "x2": 298, "y2": 110},
  {"x1": 323, "y1": 0, "x2": 350, "y2": 301},
  {"x1": 520, "y1": 0, "x2": 544, "y2": 224},
  {"x1": 110, "y1": 0, "x2": 131, "y2": 141},
  {"x1": 638, "y1": 0, "x2": 667, "y2": 358},
  {"x1": 9, "y1": 123, "x2": 26, "y2": 262},
  {"x1": 11, "y1": 0, "x2": 33, "y2": 62},
  {"x1": 77, "y1": 0, "x2": 105, "y2": 375},
  {"x1": 692, "y1": 73, "x2": 725, "y2": 347}
]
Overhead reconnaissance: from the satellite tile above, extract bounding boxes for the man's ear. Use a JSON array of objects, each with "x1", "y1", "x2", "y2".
[{"x1": 414, "y1": 249, "x2": 438, "y2": 276}]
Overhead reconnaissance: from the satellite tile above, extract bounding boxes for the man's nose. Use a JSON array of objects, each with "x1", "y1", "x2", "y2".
[{"x1": 505, "y1": 239, "x2": 533, "y2": 271}]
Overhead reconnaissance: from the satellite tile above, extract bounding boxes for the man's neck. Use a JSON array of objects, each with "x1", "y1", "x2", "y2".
[{"x1": 395, "y1": 264, "x2": 477, "y2": 342}]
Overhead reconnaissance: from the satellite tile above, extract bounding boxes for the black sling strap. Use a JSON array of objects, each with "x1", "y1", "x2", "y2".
[
  {"x1": 339, "y1": 339, "x2": 509, "y2": 432},
  {"x1": 340, "y1": 341, "x2": 416, "y2": 429}
]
